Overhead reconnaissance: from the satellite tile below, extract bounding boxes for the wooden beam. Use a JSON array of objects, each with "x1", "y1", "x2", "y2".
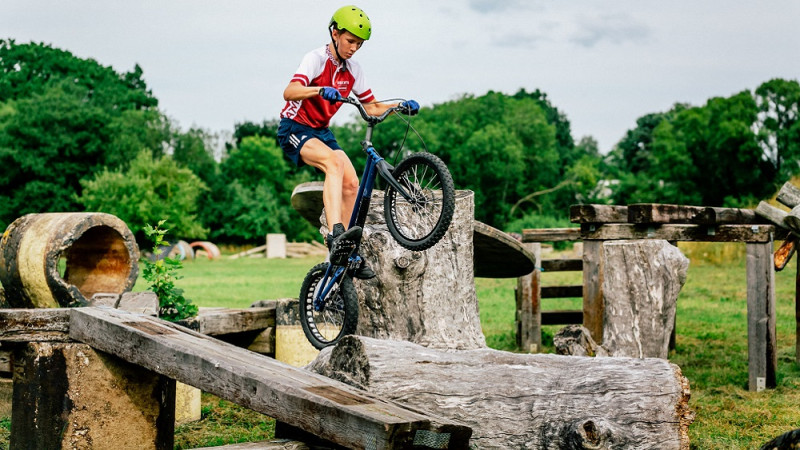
[
  {"x1": 777, "y1": 181, "x2": 800, "y2": 208},
  {"x1": 521, "y1": 228, "x2": 581, "y2": 243},
  {"x1": 177, "y1": 305, "x2": 276, "y2": 336},
  {"x1": 582, "y1": 241, "x2": 605, "y2": 343},
  {"x1": 746, "y1": 242, "x2": 777, "y2": 391},
  {"x1": 515, "y1": 243, "x2": 541, "y2": 353},
  {"x1": 796, "y1": 257, "x2": 800, "y2": 366},
  {"x1": 570, "y1": 204, "x2": 629, "y2": 224},
  {"x1": 756, "y1": 201, "x2": 790, "y2": 228},
  {"x1": 69, "y1": 307, "x2": 471, "y2": 449},
  {"x1": 627, "y1": 204, "x2": 766, "y2": 225},
  {"x1": 0, "y1": 309, "x2": 71, "y2": 342},
  {"x1": 580, "y1": 223, "x2": 784, "y2": 243},
  {"x1": 541, "y1": 259, "x2": 583, "y2": 272}
]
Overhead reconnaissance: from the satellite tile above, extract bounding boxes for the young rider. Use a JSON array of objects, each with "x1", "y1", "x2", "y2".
[{"x1": 277, "y1": 5, "x2": 419, "y2": 279}]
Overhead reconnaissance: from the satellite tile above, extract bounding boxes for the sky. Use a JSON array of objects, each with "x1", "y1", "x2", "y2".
[{"x1": 4, "y1": 0, "x2": 799, "y2": 153}]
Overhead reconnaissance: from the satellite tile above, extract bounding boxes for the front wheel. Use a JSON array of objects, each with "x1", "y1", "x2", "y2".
[
  {"x1": 384, "y1": 152, "x2": 455, "y2": 251},
  {"x1": 298, "y1": 263, "x2": 359, "y2": 350}
]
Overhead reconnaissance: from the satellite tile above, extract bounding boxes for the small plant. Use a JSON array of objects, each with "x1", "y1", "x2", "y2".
[{"x1": 142, "y1": 220, "x2": 198, "y2": 321}]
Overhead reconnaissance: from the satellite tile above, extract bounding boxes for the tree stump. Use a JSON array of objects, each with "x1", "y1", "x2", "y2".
[
  {"x1": 309, "y1": 336, "x2": 693, "y2": 449},
  {"x1": 601, "y1": 240, "x2": 689, "y2": 358},
  {"x1": 321, "y1": 190, "x2": 486, "y2": 350}
]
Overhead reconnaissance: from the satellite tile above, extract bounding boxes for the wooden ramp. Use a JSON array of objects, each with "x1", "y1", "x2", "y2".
[{"x1": 68, "y1": 307, "x2": 471, "y2": 449}]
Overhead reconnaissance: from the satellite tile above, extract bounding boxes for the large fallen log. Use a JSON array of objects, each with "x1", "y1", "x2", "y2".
[{"x1": 309, "y1": 336, "x2": 693, "y2": 449}]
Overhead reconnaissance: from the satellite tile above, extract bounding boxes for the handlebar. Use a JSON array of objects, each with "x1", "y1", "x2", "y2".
[{"x1": 338, "y1": 96, "x2": 403, "y2": 126}]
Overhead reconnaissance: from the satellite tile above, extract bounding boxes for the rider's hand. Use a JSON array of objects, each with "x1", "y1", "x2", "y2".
[
  {"x1": 319, "y1": 87, "x2": 342, "y2": 104},
  {"x1": 398, "y1": 100, "x2": 420, "y2": 116}
]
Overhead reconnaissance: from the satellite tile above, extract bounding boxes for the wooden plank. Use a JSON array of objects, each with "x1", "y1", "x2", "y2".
[
  {"x1": 776, "y1": 181, "x2": 800, "y2": 208},
  {"x1": 627, "y1": 203, "x2": 766, "y2": 225},
  {"x1": 69, "y1": 307, "x2": 471, "y2": 448},
  {"x1": 521, "y1": 228, "x2": 581, "y2": 243},
  {"x1": 746, "y1": 241, "x2": 777, "y2": 391},
  {"x1": 0, "y1": 309, "x2": 71, "y2": 342},
  {"x1": 177, "y1": 306, "x2": 276, "y2": 336},
  {"x1": 541, "y1": 285, "x2": 583, "y2": 299},
  {"x1": 582, "y1": 241, "x2": 605, "y2": 343},
  {"x1": 569, "y1": 204, "x2": 628, "y2": 224},
  {"x1": 755, "y1": 201, "x2": 790, "y2": 229},
  {"x1": 515, "y1": 243, "x2": 541, "y2": 353},
  {"x1": 580, "y1": 223, "x2": 785, "y2": 243},
  {"x1": 541, "y1": 259, "x2": 583, "y2": 272},
  {"x1": 541, "y1": 310, "x2": 583, "y2": 325}
]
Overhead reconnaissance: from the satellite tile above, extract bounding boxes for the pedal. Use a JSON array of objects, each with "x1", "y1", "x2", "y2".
[{"x1": 329, "y1": 226, "x2": 362, "y2": 266}]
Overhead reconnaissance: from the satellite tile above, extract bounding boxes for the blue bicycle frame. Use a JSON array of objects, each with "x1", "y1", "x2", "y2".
[{"x1": 312, "y1": 98, "x2": 413, "y2": 311}]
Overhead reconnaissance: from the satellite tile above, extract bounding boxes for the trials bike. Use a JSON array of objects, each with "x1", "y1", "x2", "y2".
[{"x1": 299, "y1": 97, "x2": 455, "y2": 349}]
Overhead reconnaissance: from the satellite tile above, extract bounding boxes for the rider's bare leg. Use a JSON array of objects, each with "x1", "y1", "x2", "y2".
[{"x1": 299, "y1": 139, "x2": 358, "y2": 229}]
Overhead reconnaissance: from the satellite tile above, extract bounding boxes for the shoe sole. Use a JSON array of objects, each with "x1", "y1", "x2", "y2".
[{"x1": 329, "y1": 226, "x2": 362, "y2": 266}]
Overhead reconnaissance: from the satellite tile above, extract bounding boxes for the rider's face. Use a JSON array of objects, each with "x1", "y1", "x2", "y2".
[{"x1": 332, "y1": 29, "x2": 364, "y2": 60}]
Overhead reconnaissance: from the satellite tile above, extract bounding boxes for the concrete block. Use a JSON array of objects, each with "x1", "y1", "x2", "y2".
[{"x1": 266, "y1": 234, "x2": 287, "y2": 259}]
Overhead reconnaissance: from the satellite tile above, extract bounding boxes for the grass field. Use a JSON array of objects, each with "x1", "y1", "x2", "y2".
[{"x1": 3, "y1": 244, "x2": 799, "y2": 449}]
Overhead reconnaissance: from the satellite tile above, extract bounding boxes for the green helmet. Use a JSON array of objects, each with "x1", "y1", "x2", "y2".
[{"x1": 330, "y1": 5, "x2": 371, "y2": 40}]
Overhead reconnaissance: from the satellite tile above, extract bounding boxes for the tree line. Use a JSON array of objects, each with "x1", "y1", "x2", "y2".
[{"x1": 1, "y1": 40, "x2": 798, "y2": 245}]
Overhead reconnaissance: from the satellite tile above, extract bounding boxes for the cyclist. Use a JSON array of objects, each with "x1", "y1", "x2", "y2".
[{"x1": 277, "y1": 5, "x2": 419, "y2": 279}]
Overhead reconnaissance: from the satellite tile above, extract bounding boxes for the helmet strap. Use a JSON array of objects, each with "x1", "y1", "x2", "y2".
[{"x1": 329, "y1": 26, "x2": 348, "y2": 73}]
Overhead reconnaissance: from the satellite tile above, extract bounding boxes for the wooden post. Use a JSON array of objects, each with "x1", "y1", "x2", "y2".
[
  {"x1": 746, "y1": 241, "x2": 777, "y2": 391},
  {"x1": 11, "y1": 342, "x2": 174, "y2": 449},
  {"x1": 515, "y1": 243, "x2": 541, "y2": 353},
  {"x1": 796, "y1": 256, "x2": 800, "y2": 365},
  {"x1": 582, "y1": 240, "x2": 605, "y2": 343}
]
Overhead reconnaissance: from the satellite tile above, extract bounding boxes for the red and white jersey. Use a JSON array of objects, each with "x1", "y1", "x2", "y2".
[{"x1": 280, "y1": 45, "x2": 375, "y2": 129}]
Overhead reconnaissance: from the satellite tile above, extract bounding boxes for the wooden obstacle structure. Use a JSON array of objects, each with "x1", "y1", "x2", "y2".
[
  {"x1": 0, "y1": 211, "x2": 470, "y2": 448},
  {"x1": 517, "y1": 202, "x2": 794, "y2": 392},
  {"x1": 0, "y1": 307, "x2": 471, "y2": 449}
]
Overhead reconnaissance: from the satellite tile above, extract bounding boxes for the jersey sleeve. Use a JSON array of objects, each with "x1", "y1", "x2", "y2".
[
  {"x1": 289, "y1": 50, "x2": 323, "y2": 87},
  {"x1": 350, "y1": 63, "x2": 376, "y2": 104}
]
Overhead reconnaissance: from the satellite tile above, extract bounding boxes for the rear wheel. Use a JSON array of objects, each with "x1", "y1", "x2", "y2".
[
  {"x1": 384, "y1": 152, "x2": 455, "y2": 251},
  {"x1": 298, "y1": 263, "x2": 358, "y2": 350}
]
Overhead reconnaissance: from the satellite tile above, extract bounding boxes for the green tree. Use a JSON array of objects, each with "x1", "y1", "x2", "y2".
[
  {"x1": 606, "y1": 91, "x2": 772, "y2": 207},
  {"x1": 77, "y1": 151, "x2": 208, "y2": 241},
  {"x1": 209, "y1": 136, "x2": 317, "y2": 243},
  {"x1": 755, "y1": 78, "x2": 800, "y2": 182},
  {"x1": 0, "y1": 40, "x2": 167, "y2": 229}
]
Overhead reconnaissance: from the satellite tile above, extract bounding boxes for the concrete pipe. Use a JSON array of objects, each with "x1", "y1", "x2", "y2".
[{"x1": 0, "y1": 213, "x2": 140, "y2": 308}]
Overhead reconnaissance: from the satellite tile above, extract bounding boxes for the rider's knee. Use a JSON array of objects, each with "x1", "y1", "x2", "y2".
[{"x1": 342, "y1": 174, "x2": 359, "y2": 197}]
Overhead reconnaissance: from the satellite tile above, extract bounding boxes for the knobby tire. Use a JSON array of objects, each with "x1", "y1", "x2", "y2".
[
  {"x1": 298, "y1": 262, "x2": 359, "y2": 350},
  {"x1": 384, "y1": 152, "x2": 455, "y2": 251}
]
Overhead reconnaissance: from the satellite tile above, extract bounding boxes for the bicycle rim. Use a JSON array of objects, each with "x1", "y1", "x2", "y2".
[
  {"x1": 299, "y1": 263, "x2": 358, "y2": 349},
  {"x1": 385, "y1": 153, "x2": 455, "y2": 251}
]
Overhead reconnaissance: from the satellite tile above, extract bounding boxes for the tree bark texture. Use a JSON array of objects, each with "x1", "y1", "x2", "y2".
[
  {"x1": 0, "y1": 213, "x2": 139, "y2": 308},
  {"x1": 309, "y1": 336, "x2": 693, "y2": 449},
  {"x1": 601, "y1": 240, "x2": 689, "y2": 358},
  {"x1": 321, "y1": 190, "x2": 486, "y2": 350}
]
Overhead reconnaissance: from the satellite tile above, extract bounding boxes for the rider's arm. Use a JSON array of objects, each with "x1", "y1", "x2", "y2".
[
  {"x1": 283, "y1": 81, "x2": 322, "y2": 101},
  {"x1": 363, "y1": 101, "x2": 399, "y2": 116}
]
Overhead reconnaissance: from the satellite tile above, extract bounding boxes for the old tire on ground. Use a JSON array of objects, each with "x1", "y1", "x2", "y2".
[{"x1": 0, "y1": 213, "x2": 139, "y2": 308}]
